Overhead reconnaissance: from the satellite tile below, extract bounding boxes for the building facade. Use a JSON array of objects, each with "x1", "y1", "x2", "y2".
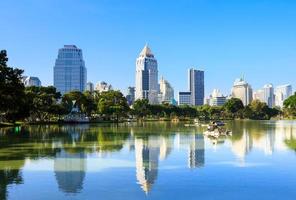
[
  {"x1": 54, "y1": 45, "x2": 87, "y2": 95},
  {"x1": 159, "y1": 77, "x2": 174, "y2": 103},
  {"x1": 231, "y1": 78, "x2": 253, "y2": 106},
  {"x1": 275, "y1": 84, "x2": 293, "y2": 107},
  {"x1": 22, "y1": 76, "x2": 41, "y2": 87},
  {"x1": 178, "y1": 92, "x2": 192, "y2": 105},
  {"x1": 135, "y1": 44, "x2": 159, "y2": 104},
  {"x1": 188, "y1": 68, "x2": 204, "y2": 106}
]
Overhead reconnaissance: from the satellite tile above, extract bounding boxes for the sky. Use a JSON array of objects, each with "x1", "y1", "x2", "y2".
[{"x1": 0, "y1": 0, "x2": 296, "y2": 96}]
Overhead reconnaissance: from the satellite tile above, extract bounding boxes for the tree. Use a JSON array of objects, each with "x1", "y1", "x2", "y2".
[
  {"x1": 97, "y1": 90, "x2": 129, "y2": 121},
  {"x1": 25, "y1": 86, "x2": 61, "y2": 121},
  {"x1": 0, "y1": 50, "x2": 28, "y2": 123},
  {"x1": 284, "y1": 93, "x2": 296, "y2": 118},
  {"x1": 62, "y1": 91, "x2": 86, "y2": 113},
  {"x1": 223, "y1": 98, "x2": 244, "y2": 118},
  {"x1": 244, "y1": 100, "x2": 279, "y2": 120},
  {"x1": 132, "y1": 99, "x2": 150, "y2": 118},
  {"x1": 62, "y1": 91, "x2": 96, "y2": 117}
]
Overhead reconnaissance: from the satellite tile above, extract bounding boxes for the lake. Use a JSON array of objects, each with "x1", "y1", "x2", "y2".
[{"x1": 1, "y1": 120, "x2": 296, "y2": 200}]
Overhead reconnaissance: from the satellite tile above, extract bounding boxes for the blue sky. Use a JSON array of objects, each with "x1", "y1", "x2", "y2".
[{"x1": 1, "y1": 0, "x2": 295, "y2": 96}]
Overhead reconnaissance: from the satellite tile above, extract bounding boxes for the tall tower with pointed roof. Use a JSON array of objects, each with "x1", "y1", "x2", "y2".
[{"x1": 135, "y1": 44, "x2": 159, "y2": 104}]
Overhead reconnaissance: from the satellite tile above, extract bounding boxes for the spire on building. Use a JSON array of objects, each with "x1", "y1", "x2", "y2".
[{"x1": 139, "y1": 44, "x2": 154, "y2": 58}]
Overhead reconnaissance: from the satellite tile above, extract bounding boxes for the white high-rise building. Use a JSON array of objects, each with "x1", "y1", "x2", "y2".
[
  {"x1": 208, "y1": 89, "x2": 226, "y2": 106},
  {"x1": 231, "y1": 77, "x2": 253, "y2": 106},
  {"x1": 159, "y1": 77, "x2": 174, "y2": 103},
  {"x1": 275, "y1": 84, "x2": 293, "y2": 107},
  {"x1": 135, "y1": 44, "x2": 159, "y2": 104},
  {"x1": 95, "y1": 81, "x2": 112, "y2": 92},
  {"x1": 54, "y1": 45, "x2": 87, "y2": 95},
  {"x1": 22, "y1": 76, "x2": 41, "y2": 87},
  {"x1": 253, "y1": 89, "x2": 265, "y2": 102},
  {"x1": 263, "y1": 84, "x2": 275, "y2": 108}
]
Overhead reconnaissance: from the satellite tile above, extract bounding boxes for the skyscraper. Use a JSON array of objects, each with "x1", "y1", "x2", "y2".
[
  {"x1": 135, "y1": 44, "x2": 159, "y2": 104},
  {"x1": 188, "y1": 68, "x2": 204, "y2": 106},
  {"x1": 275, "y1": 84, "x2": 293, "y2": 108},
  {"x1": 263, "y1": 84, "x2": 275, "y2": 108},
  {"x1": 231, "y1": 77, "x2": 253, "y2": 106},
  {"x1": 126, "y1": 86, "x2": 135, "y2": 105},
  {"x1": 54, "y1": 45, "x2": 87, "y2": 95},
  {"x1": 159, "y1": 76, "x2": 174, "y2": 103}
]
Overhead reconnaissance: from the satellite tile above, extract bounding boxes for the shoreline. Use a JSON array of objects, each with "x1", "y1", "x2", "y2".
[{"x1": 1, "y1": 118, "x2": 295, "y2": 128}]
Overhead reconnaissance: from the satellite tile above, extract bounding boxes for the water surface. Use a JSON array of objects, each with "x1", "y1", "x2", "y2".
[{"x1": 1, "y1": 120, "x2": 296, "y2": 200}]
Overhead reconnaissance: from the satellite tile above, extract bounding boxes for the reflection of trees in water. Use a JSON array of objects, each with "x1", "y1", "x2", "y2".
[
  {"x1": 0, "y1": 124, "x2": 131, "y2": 198},
  {"x1": 0, "y1": 160, "x2": 24, "y2": 200},
  {"x1": 0, "y1": 121, "x2": 295, "y2": 198},
  {"x1": 0, "y1": 127, "x2": 63, "y2": 200}
]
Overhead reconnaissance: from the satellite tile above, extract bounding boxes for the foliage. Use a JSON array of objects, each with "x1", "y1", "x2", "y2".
[
  {"x1": 25, "y1": 86, "x2": 62, "y2": 121},
  {"x1": 97, "y1": 90, "x2": 130, "y2": 120},
  {"x1": 243, "y1": 100, "x2": 279, "y2": 120},
  {"x1": 223, "y1": 98, "x2": 244, "y2": 119},
  {"x1": 0, "y1": 50, "x2": 28, "y2": 122},
  {"x1": 283, "y1": 93, "x2": 296, "y2": 118},
  {"x1": 131, "y1": 99, "x2": 150, "y2": 118}
]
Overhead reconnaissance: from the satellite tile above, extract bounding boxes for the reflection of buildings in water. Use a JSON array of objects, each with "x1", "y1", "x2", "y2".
[
  {"x1": 127, "y1": 129, "x2": 135, "y2": 151},
  {"x1": 252, "y1": 128, "x2": 275, "y2": 155},
  {"x1": 176, "y1": 133, "x2": 205, "y2": 168},
  {"x1": 274, "y1": 121, "x2": 296, "y2": 150},
  {"x1": 135, "y1": 136, "x2": 160, "y2": 194},
  {"x1": 54, "y1": 149, "x2": 86, "y2": 194},
  {"x1": 159, "y1": 136, "x2": 174, "y2": 161},
  {"x1": 231, "y1": 129, "x2": 252, "y2": 160},
  {"x1": 188, "y1": 134, "x2": 205, "y2": 168}
]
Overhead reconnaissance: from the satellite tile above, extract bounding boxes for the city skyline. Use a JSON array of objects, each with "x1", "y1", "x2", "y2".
[{"x1": 1, "y1": 0, "x2": 296, "y2": 96}]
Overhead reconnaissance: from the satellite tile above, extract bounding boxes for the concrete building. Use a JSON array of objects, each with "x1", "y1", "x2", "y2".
[
  {"x1": 135, "y1": 44, "x2": 159, "y2": 104},
  {"x1": 159, "y1": 76, "x2": 174, "y2": 103},
  {"x1": 54, "y1": 45, "x2": 87, "y2": 95},
  {"x1": 275, "y1": 84, "x2": 293, "y2": 108},
  {"x1": 95, "y1": 81, "x2": 112, "y2": 92},
  {"x1": 208, "y1": 89, "x2": 227, "y2": 106},
  {"x1": 231, "y1": 77, "x2": 253, "y2": 106},
  {"x1": 178, "y1": 91, "x2": 192, "y2": 105},
  {"x1": 22, "y1": 76, "x2": 41, "y2": 87},
  {"x1": 126, "y1": 86, "x2": 135, "y2": 106},
  {"x1": 188, "y1": 68, "x2": 204, "y2": 106},
  {"x1": 86, "y1": 82, "x2": 94, "y2": 92}
]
